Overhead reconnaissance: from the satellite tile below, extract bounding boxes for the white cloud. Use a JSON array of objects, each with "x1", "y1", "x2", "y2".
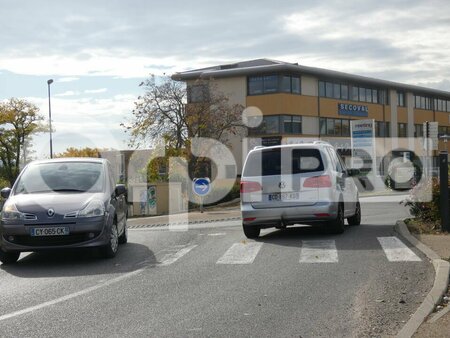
[
  {"x1": 0, "y1": 50, "x2": 215, "y2": 78},
  {"x1": 54, "y1": 90, "x2": 80, "y2": 97},
  {"x1": 57, "y1": 77, "x2": 80, "y2": 83},
  {"x1": 26, "y1": 93, "x2": 135, "y2": 158},
  {"x1": 84, "y1": 88, "x2": 107, "y2": 94}
]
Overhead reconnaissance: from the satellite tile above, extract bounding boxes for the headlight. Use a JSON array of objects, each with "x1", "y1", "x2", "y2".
[
  {"x1": 78, "y1": 199, "x2": 105, "y2": 218},
  {"x1": 1, "y1": 202, "x2": 24, "y2": 221}
]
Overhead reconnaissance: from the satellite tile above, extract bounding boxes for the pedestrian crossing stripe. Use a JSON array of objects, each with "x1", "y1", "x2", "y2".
[
  {"x1": 155, "y1": 237, "x2": 422, "y2": 266},
  {"x1": 299, "y1": 240, "x2": 338, "y2": 263},
  {"x1": 216, "y1": 242, "x2": 263, "y2": 264},
  {"x1": 377, "y1": 237, "x2": 422, "y2": 262},
  {"x1": 158, "y1": 244, "x2": 198, "y2": 266}
]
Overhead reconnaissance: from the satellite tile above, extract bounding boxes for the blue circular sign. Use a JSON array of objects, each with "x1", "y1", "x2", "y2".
[{"x1": 193, "y1": 178, "x2": 210, "y2": 196}]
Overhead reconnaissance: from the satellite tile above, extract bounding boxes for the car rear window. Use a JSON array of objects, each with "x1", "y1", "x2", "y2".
[{"x1": 243, "y1": 148, "x2": 324, "y2": 177}]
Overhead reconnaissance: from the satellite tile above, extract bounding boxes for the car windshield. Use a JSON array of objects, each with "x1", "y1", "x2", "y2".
[{"x1": 13, "y1": 162, "x2": 104, "y2": 194}]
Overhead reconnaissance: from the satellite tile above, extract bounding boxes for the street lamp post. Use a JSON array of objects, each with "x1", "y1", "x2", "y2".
[{"x1": 47, "y1": 79, "x2": 54, "y2": 158}]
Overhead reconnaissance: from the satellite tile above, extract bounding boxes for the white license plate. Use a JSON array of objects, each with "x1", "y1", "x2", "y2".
[
  {"x1": 268, "y1": 192, "x2": 300, "y2": 201},
  {"x1": 30, "y1": 227, "x2": 70, "y2": 237}
]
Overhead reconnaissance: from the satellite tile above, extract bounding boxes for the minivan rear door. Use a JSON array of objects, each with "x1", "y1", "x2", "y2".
[{"x1": 242, "y1": 148, "x2": 324, "y2": 209}]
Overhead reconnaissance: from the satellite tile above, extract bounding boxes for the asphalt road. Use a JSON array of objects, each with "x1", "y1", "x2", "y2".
[{"x1": 0, "y1": 195, "x2": 434, "y2": 337}]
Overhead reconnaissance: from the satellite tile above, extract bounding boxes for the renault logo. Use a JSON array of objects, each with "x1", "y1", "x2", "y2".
[
  {"x1": 47, "y1": 208, "x2": 55, "y2": 217},
  {"x1": 279, "y1": 181, "x2": 286, "y2": 189}
]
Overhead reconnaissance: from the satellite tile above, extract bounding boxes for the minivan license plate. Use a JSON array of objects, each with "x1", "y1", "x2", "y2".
[
  {"x1": 30, "y1": 227, "x2": 70, "y2": 236},
  {"x1": 268, "y1": 192, "x2": 300, "y2": 201}
]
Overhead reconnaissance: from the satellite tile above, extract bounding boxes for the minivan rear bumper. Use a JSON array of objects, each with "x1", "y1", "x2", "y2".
[{"x1": 241, "y1": 201, "x2": 338, "y2": 228}]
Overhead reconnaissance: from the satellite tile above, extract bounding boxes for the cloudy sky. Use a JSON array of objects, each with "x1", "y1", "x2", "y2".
[{"x1": 1, "y1": 0, "x2": 449, "y2": 158}]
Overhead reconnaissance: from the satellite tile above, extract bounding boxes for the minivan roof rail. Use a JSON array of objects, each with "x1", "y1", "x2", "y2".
[
  {"x1": 253, "y1": 145, "x2": 265, "y2": 150},
  {"x1": 313, "y1": 140, "x2": 331, "y2": 145}
]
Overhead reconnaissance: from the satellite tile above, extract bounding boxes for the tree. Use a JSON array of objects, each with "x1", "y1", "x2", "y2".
[
  {"x1": 55, "y1": 147, "x2": 103, "y2": 158},
  {"x1": 122, "y1": 76, "x2": 244, "y2": 178},
  {"x1": 0, "y1": 98, "x2": 45, "y2": 186}
]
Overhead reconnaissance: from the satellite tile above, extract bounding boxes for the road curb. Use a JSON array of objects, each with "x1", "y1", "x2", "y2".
[{"x1": 395, "y1": 220, "x2": 450, "y2": 338}]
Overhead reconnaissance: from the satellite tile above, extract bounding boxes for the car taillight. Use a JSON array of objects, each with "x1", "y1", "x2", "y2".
[
  {"x1": 303, "y1": 175, "x2": 332, "y2": 188},
  {"x1": 240, "y1": 181, "x2": 262, "y2": 193}
]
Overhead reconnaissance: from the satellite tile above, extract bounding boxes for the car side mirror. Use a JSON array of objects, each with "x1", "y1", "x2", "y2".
[
  {"x1": 347, "y1": 169, "x2": 360, "y2": 177},
  {"x1": 1, "y1": 187, "x2": 11, "y2": 199},
  {"x1": 114, "y1": 184, "x2": 127, "y2": 196}
]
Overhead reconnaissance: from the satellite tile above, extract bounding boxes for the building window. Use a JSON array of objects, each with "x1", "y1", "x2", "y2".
[
  {"x1": 319, "y1": 117, "x2": 351, "y2": 136},
  {"x1": 397, "y1": 91, "x2": 405, "y2": 107},
  {"x1": 351, "y1": 87, "x2": 359, "y2": 101},
  {"x1": 342, "y1": 119, "x2": 350, "y2": 136},
  {"x1": 325, "y1": 82, "x2": 333, "y2": 98},
  {"x1": 281, "y1": 76, "x2": 291, "y2": 93},
  {"x1": 248, "y1": 76, "x2": 263, "y2": 95},
  {"x1": 263, "y1": 75, "x2": 278, "y2": 93},
  {"x1": 265, "y1": 115, "x2": 280, "y2": 134},
  {"x1": 398, "y1": 123, "x2": 407, "y2": 137},
  {"x1": 318, "y1": 80, "x2": 386, "y2": 104},
  {"x1": 375, "y1": 121, "x2": 390, "y2": 137},
  {"x1": 333, "y1": 83, "x2": 341, "y2": 99},
  {"x1": 319, "y1": 81, "x2": 325, "y2": 97},
  {"x1": 434, "y1": 98, "x2": 449, "y2": 112},
  {"x1": 341, "y1": 85, "x2": 349, "y2": 100},
  {"x1": 414, "y1": 124, "x2": 423, "y2": 138},
  {"x1": 438, "y1": 126, "x2": 449, "y2": 137},
  {"x1": 248, "y1": 75, "x2": 301, "y2": 95},
  {"x1": 283, "y1": 115, "x2": 302, "y2": 134},
  {"x1": 372, "y1": 89, "x2": 378, "y2": 104},
  {"x1": 248, "y1": 115, "x2": 302, "y2": 135},
  {"x1": 414, "y1": 95, "x2": 432, "y2": 110},
  {"x1": 292, "y1": 77, "x2": 301, "y2": 94}
]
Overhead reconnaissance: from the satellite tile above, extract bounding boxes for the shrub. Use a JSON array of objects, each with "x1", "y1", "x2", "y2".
[{"x1": 401, "y1": 177, "x2": 440, "y2": 222}]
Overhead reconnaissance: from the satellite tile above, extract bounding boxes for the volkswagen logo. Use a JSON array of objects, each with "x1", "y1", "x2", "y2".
[
  {"x1": 47, "y1": 208, "x2": 55, "y2": 217},
  {"x1": 279, "y1": 181, "x2": 286, "y2": 189}
]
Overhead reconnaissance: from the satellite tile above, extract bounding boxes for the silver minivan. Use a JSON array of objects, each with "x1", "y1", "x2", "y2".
[{"x1": 240, "y1": 142, "x2": 361, "y2": 238}]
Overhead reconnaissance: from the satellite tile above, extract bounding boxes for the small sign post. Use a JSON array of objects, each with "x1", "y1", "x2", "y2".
[{"x1": 193, "y1": 178, "x2": 211, "y2": 213}]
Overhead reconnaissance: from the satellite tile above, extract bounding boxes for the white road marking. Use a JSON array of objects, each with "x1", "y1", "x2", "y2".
[
  {"x1": 0, "y1": 268, "x2": 145, "y2": 322},
  {"x1": 299, "y1": 240, "x2": 338, "y2": 263},
  {"x1": 128, "y1": 220, "x2": 241, "y2": 231},
  {"x1": 377, "y1": 237, "x2": 422, "y2": 262},
  {"x1": 207, "y1": 233, "x2": 226, "y2": 236},
  {"x1": 158, "y1": 245, "x2": 198, "y2": 266},
  {"x1": 216, "y1": 242, "x2": 263, "y2": 264}
]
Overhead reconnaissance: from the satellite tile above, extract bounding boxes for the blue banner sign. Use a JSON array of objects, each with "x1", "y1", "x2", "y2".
[{"x1": 338, "y1": 103, "x2": 369, "y2": 117}]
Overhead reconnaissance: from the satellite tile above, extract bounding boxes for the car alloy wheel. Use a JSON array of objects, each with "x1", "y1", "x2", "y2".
[{"x1": 102, "y1": 222, "x2": 119, "y2": 258}]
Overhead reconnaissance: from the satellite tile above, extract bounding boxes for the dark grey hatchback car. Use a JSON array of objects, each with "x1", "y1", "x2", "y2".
[{"x1": 0, "y1": 158, "x2": 128, "y2": 264}]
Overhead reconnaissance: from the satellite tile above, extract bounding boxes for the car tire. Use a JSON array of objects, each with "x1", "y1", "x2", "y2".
[
  {"x1": 243, "y1": 224, "x2": 260, "y2": 239},
  {"x1": 330, "y1": 202, "x2": 345, "y2": 234},
  {"x1": 118, "y1": 218, "x2": 128, "y2": 244},
  {"x1": 0, "y1": 249, "x2": 20, "y2": 265},
  {"x1": 347, "y1": 201, "x2": 361, "y2": 226},
  {"x1": 102, "y1": 221, "x2": 119, "y2": 258}
]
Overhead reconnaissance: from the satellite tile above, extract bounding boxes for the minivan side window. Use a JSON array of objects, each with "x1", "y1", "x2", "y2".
[{"x1": 325, "y1": 147, "x2": 343, "y2": 172}]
